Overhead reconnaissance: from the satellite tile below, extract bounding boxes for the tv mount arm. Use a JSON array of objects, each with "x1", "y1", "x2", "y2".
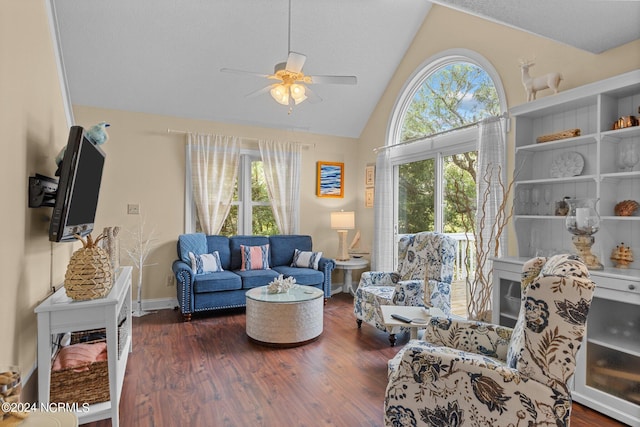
[{"x1": 28, "y1": 174, "x2": 58, "y2": 208}]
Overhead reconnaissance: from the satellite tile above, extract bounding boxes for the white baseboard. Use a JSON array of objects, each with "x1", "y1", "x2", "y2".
[{"x1": 134, "y1": 297, "x2": 178, "y2": 311}]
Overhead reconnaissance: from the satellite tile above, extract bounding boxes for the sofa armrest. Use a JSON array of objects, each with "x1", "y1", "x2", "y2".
[
  {"x1": 358, "y1": 271, "x2": 398, "y2": 288},
  {"x1": 318, "y1": 257, "x2": 335, "y2": 298},
  {"x1": 172, "y1": 260, "x2": 194, "y2": 316},
  {"x1": 422, "y1": 316, "x2": 513, "y2": 360}
]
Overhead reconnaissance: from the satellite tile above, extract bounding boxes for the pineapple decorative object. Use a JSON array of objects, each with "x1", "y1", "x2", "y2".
[
  {"x1": 611, "y1": 242, "x2": 634, "y2": 269},
  {"x1": 64, "y1": 233, "x2": 114, "y2": 300}
]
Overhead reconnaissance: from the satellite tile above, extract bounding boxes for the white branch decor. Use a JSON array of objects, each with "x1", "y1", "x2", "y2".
[{"x1": 124, "y1": 219, "x2": 158, "y2": 317}]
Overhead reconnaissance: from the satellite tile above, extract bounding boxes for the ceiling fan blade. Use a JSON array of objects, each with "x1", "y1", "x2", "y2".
[
  {"x1": 304, "y1": 86, "x2": 322, "y2": 104},
  {"x1": 245, "y1": 85, "x2": 273, "y2": 99},
  {"x1": 285, "y1": 52, "x2": 306, "y2": 73},
  {"x1": 308, "y1": 75, "x2": 357, "y2": 85},
  {"x1": 220, "y1": 68, "x2": 270, "y2": 78}
]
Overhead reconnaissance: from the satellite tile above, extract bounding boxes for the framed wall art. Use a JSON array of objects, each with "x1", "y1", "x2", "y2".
[
  {"x1": 317, "y1": 161, "x2": 344, "y2": 198},
  {"x1": 365, "y1": 164, "x2": 375, "y2": 187},
  {"x1": 365, "y1": 187, "x2": 374, "y2": 208}
]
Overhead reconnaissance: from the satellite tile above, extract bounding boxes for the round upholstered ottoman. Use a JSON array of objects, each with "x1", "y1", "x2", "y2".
[{"x1": 245, "y1": 285, "x2": 323, "y2": 347}]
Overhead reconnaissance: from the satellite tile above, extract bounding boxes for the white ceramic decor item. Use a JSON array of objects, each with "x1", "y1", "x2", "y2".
[{"x1": 550, "y1": 151, "x2": 584, "y2": 178}]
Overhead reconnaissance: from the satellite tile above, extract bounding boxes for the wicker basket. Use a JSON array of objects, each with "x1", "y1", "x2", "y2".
[
  {"x1": 50, "y1": 337, "x2": 110, "y2": 405},
  {"x1": 65, "y1": 234, "x2": 113, "y2": 301}
]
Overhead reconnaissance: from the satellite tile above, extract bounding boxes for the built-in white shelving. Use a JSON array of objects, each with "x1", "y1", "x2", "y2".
[{"x1": 494, "y1": 70, "x2": 640, "y2": 426}]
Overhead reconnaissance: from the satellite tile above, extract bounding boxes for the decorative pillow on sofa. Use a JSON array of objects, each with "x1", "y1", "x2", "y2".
[
  {"x1": 189, "y1": 251, "x2": 224, "y2": 274},
  {"x1": 240, "y1": 244, "x2": 270, "y2": 271},
  {"x1": 178, "y1": 233, "x2": 207, "y2": 263},
  {"x1": 291, "y1": 249, "x2": 323, "y2": 270}
]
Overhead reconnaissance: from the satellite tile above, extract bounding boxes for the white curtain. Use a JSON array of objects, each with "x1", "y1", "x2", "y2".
[
  {"x1": 258, "y1": 139, "x2": 302, "y2": 234},
  {"x1": 471, "y1": 116, "x2": 507, "y2": 318},
  {"x1": 372, "y1": 148, "x2": 395, "y2": 271},
  {"x1": 187, "y1": 133, "x2": 240, "y2": 235},
  {"x1": 476, "y1": 116, "x2": 507, "y2": 261}
]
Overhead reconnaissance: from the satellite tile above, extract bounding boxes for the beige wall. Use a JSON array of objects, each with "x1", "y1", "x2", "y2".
[
  {"x1": 2, "y1": 0, "x2": 639, "y2": 386},
  {"x1": 73, "y1": 106, "x2": 360, "y2": 303},
  {"x1": 1, "y1": 0, "x2": 72, "y2": 374}
]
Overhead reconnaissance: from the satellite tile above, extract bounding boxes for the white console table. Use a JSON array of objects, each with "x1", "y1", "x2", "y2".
[{"x1": 35, "y1": 266, "x2": 132, "y2": 427}]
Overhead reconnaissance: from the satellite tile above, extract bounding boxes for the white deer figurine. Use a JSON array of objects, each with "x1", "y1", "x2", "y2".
[{"x1": 520, "y1": 61, "x2": 563, "y2": 101}]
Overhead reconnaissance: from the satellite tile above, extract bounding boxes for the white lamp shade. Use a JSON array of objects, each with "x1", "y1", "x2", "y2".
[
  {"x1": 331, "y1": 211, "x2": 355, "y2": 230},
  {"x1": 290, "y1": 83, "x2": 307, "y2": 104},
  {"x1": 270, "y1": 84, "x2": 289, "y2": 105}
]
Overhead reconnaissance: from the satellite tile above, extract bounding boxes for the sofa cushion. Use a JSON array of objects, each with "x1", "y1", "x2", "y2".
[
  {"x1": 178, "y1": 233, "x2": 207, "y2": 263},
  {"x1": 272, "y1": 266, "x2": 324, "y2": 286},
  {"x1": 291, "y1": 249, "x2": 323, "y2": 270},
  {"x1": 189, "y1": 251, "x2": 224, "y2": 274},
  {"x1": 193, "y1": 271, "x2": 242, "y2": 293},
  {"x1": 269, "y1": 235, "x2": 312, "y2": 267},
  {"x1": 205, "y1": 235, "x2": 232, "y2": 269},
  {"x1": 236, "y1": 269, "x2": 279, "y2": 289},
  {"x1": 230, "y1": 236, "x2": 270, "y2": 270},
  {"x1": 240, "y1": 244, "x2": 270, "y2": 271}
]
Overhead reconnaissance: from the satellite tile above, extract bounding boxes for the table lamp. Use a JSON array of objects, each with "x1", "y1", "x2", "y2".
[{"x1": 331, "y1": 211, "x2": 355, "y2": 261}]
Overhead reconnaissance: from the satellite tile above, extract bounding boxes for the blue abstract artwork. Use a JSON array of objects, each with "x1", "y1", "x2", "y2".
[{"x1": 317, "y1": 162, "x2": 344, "y2": 198}]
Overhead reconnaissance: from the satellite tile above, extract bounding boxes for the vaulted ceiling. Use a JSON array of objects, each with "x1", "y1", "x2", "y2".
[{"x1": 52, "y1": 0, "x2": 640, "y2": 139}]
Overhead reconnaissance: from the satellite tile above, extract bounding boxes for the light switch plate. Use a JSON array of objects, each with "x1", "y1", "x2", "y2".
[{"x1": 127, "y1": 204, "x2": 140, "y2": 215}]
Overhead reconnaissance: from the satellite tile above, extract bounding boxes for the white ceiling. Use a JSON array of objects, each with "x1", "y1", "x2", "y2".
[{"x1": 52, "y1": 1, "x2": 640, "y2": 139}]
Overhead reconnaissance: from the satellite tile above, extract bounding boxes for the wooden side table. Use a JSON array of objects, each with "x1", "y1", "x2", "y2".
[
  {"x1": 34, "y1": 267, "x2": 132, "y2": 427},
  {"x1": 334, "y1": 258, "x2": 369, "y2": 295}
]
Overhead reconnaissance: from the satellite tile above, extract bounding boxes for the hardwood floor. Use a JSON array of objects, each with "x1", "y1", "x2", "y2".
[{"x1": 85, "y1": 293, "x2": 625, "y2": 427}]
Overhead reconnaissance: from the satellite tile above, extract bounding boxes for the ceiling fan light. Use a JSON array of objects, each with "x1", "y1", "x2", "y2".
[
  {"x1": 270, "y1": 84, "x2": 289, "y2": 105},
  {"x1": 290, "y1": 83, "x2": 307, "y2": 104}
]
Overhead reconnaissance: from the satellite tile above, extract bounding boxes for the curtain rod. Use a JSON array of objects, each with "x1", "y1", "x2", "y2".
[
  {"x1": 373, "y1": 113, "x2": 509, "y2": 153},
  {"x1": 167, "y1": 128, "x2": 315, "y2": 149}
]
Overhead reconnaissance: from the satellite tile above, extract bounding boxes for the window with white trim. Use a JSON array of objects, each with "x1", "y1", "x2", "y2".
[
  {"x1": 389, "y1": 51, "x2": 506, "y2": 236},
  {"x1": 187, "y1": 151, "x2": 279, "y2": 236}
]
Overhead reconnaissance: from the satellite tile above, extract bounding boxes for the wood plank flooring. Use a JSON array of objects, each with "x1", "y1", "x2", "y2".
[{"x1": 84, "y1": 293, "x2": 625, "y2": 427}]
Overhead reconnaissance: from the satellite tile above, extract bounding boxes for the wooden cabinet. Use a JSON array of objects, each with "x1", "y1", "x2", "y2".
[
  {"x1": 35, "y1": 266, "x2": 132, "y2": 427},
  {"x1": 495, "y1": 70, "x2": 640, "y2": 425}
]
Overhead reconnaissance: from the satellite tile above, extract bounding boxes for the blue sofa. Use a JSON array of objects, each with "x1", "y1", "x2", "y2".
[{"x1": 172, "y1": 234, "x2": 335, "y2": 321}]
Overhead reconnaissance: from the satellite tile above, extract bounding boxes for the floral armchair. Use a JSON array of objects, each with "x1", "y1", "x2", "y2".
[
  {"x1": 384, "y1": 254, "x2": 596, "y2": 427},
  {"x1": 353, "y1": 232, "x2": 458, "y2": 344}
]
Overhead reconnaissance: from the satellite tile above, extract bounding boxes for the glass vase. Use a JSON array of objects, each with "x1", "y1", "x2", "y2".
[{"x1": 565, "y1": 198, "x2": 603, "y2": 270}]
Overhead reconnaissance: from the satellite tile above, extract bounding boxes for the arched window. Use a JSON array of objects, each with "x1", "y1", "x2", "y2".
[{"x1": 374, "y1": 50, "x2": 506, "y2": 273}]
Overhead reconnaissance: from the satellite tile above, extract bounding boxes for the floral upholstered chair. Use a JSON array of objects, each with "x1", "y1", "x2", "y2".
[
  {"x1": 384, "y1": 254, "x2": 596, "y2": 427},
  {"x1": 353, "y1": 232, "x2": 458, "y2": 345}
]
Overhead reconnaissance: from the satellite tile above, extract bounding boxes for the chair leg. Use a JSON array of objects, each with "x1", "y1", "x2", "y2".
[
  {"x1": 388, "y1": 334, "x2": 396, "y2": 347},
  {"x1": 356, "y1": 319, "x2": 362, "y2": 328}
]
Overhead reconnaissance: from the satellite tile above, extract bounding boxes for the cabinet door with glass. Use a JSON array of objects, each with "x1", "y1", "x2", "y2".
[{"x1": 572, "y1": 272, "x2": 640, "y2": 426}]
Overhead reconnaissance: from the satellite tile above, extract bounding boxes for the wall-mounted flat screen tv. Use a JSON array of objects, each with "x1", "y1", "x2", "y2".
[{"x1": 49, "y1": 125, "x2": 106, "y2": 242}]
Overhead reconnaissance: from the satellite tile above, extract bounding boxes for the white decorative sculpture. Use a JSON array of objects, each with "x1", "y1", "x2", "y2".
[
  {"x1": 267, "y1": 274, "x2": 296, "y2": 294},
  {"x1": 519, "y1": 60, "x2": 563, "y2": 101},
  {"x1": 124, "y1": 219, "x2": 158, "y2": 317}
]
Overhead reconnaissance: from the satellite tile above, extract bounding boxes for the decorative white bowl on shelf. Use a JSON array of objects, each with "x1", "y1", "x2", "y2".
[{"x1": 550, "y1": 151, "x2": 584, "y2": 178}]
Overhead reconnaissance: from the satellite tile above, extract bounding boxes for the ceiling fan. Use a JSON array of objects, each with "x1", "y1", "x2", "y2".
[{"x1": 220, "y1": 0, "x2": 357, "y2": 108}]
